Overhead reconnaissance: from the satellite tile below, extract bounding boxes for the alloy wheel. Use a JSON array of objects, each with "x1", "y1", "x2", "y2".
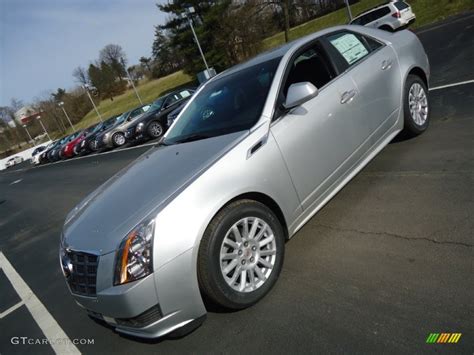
[
  {"x1": 408, "y1": 83, "x2": 428, "y2": 126},
  {"x1": 149, "y1": 122, "x2": 163, "y2": 138},
  {"x1": 113, "y1": 133, "x2": 125, "y2": 146},
  {"x1": 219, "y1": 217, "x2": 277, "y2": 293}
]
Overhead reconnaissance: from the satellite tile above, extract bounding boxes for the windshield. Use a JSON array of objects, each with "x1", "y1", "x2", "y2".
[{"x1": 164, "y1": 57, "x2": 281, "y2": 144}]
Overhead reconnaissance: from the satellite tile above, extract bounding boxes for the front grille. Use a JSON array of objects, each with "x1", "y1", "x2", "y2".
[
  {"x1": 115, "y1": 305, "x2": 162, "y2": 328},
  {"x1": 67, "y1": 251, "x2": 99, "y2": 297}
]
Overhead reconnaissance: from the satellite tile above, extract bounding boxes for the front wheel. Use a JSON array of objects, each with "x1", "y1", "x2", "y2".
[
  {"x1": 403, "y1": 75, "x2": 430, "y2": 137},
  {"x1": 198, "y1": 200, "x2": 285, "y2": 310},
  {"x1": 147, "y1": 121, "x2": 164, "y2": 139}
]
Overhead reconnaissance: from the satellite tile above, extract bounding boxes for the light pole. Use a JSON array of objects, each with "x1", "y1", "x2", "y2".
[
  {"x1": 57, "y1": 101, "x2": 76, "y2": 131},
  {"x1": 181, "y1": 7, "x2": 210, "y2": 72},
  {"x1": 122, "y1": 58, "x2": 143, "y2": 105},
  {"x1": 22, "y1": 124, "x2": 35, "y2": 146},
  {"x1": 344, "y1": 0, "x2": 353, "y2": 21},
  {"x1": 36, "y1": 115, "x2": 51, "y2": 141},
  {"x1": 83, "y1": 84, "x2": 103, "y2": 122}
]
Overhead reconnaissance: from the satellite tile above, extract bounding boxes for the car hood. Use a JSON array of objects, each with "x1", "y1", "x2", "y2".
[{"x1": 62, "y1": 131, "x2": 247, "y2": 255}]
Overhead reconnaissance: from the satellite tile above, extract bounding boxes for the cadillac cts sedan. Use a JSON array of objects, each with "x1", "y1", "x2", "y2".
[{"x1": 60, "y1": 26, "x2": 430, "y2": 339}]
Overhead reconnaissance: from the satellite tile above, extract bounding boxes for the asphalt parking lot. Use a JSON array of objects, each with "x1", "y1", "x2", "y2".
[{"x1": 1, "y1": 13, "x2": 473, "y2": 354}]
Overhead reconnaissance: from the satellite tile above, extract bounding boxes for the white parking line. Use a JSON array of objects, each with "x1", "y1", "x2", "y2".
[
  {"x1": 9, "y1": 179, "x2": 22, "y2": 185},
  {"x1": 0, "y1": 252, "x2": 81, "y2": 355},
  {"x1": 429, "y1": 79, "x2": 474, "y2": 91},
  {"x1": 0, "y1": 300, "x2": 25, "y2": 318}
]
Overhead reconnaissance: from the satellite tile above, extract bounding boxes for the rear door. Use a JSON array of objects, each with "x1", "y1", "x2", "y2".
[{"x1": 325, "y1": 30, "x2": 402, "y2": 144}]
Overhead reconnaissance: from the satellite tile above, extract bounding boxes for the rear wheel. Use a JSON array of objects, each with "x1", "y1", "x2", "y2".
[
  {"x1": 403, "y1": 75, "x2": 430, "y2": 137},
  {"x1": 147, "y1": 121, "x2": 164, "y2": 139},
  {"x1": 198, "y1": 200, "x2": 285, "y2": 310},
  {"x1": 112, "y1": 132, "x2": 126, "y2": 147}
]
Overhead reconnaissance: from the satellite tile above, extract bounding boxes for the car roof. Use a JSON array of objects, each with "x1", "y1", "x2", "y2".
[{"x1": 352, "y1": 1, "x2": 393, "y2": 20}]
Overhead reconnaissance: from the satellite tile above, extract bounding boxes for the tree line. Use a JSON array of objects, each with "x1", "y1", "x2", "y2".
[
  {"x1": 1, "y1": 0, "x2": 356, "y2": 155},
  {"x1": 149, "y1": 0, "x2": 357, "y2": 77}
]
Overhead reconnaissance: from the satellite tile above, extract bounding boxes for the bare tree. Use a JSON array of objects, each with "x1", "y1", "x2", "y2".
[
  {"x1": 72, "y1": 66, "x2": 89, "y2": 85},
  {"x1": 10, "y1": 98, "x2": 24, "y2": 112},
  {"x1": 99, "y1": 44, "x2": 127, "y2": 79},
  {"x1": 99, "y1": 44, "x2": 127, "y2": 65}
]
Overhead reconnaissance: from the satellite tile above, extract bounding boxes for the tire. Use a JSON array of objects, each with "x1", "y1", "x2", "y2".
[
  {"x1": 402, "y1": 74, "x2": 430, "y2": 137},
  {"x1": 112, "y1": 132, "x2": 126, "y2": 147},
  {"x1": 147, "y1": 121, "x2": 164, "y2": 139},
  {"x1": 198, "y1": 199, "x2": 285, "y2": 310}
]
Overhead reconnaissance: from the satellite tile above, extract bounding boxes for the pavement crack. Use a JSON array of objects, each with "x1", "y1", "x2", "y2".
[{"x1": 310, "y1": 223, "x2": 473, "y2": 248}]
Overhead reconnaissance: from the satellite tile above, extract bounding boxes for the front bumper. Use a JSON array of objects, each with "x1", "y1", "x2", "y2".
[{"x1": 67, "y1": 248, "x2": 206, "y2": 339}]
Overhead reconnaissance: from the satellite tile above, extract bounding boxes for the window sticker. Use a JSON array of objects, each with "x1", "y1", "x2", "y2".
[
  {"x1": 180, "y1": 90, "x2": 191, "y2": 98},
  {"x1": 329, "y1": 33, "x2": 368, "y2": 65}
]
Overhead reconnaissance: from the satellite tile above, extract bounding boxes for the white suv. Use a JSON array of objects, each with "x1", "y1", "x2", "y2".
[{"x1": 350, "y1": 1, "x2": 416, "y2": 32}]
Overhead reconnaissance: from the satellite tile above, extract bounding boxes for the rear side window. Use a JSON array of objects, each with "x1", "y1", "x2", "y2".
[
  {"x1": 326, "y1": 31, "x2": 383, "y2": 66},
  {"x1": 373, "y1": 6, "x2": 391, "y2": 19},
  {"x1": 327, "y1": 32, "x2": 369, "y2": 65},
  {"x1": 352, "y1": 13, "x2": 373, "y2": 26},
  {"x1": 394, "y1": 1, "x2": 409, "y2": 10}
]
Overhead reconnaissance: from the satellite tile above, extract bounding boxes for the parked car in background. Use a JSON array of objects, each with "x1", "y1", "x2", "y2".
[
  {"x1": 5, "y1": 156, "x2": 23, "y2": 168},
  {"x1": 96, "y1": 105, "x2": 151, "y2": 150},
  {"x1": 167, "y1": 101, "x2": 188, "y2": 127},
  {"x1": 30, "y1": 145, "x2": 48, "y2": 165},
  {"x1": 78, "y1": 115, "x2": 120, "y2": 154},
  {"x1": 350, "y1": 1, "x2": 415, "y2": 32},
  {"x1": 40, "y1": 139, "x2": 66, "y2": 164},
  {"x1": 48, "y1": 133, "x2": 81, "y2": 162},
  {"x1": 60, "y1": 26, "x2": 430, "y2": 338},
  {"x1": 125, "y1": 88, "x2": 195, "y2": 143},
  {"x1": 61, "y1": 130, "x2": 86, "y2": 159}
]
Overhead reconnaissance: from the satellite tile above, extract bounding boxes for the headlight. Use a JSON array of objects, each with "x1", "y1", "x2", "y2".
[
  {"x1": 136, "y1": 122, "x2": 145, "y2": 132},
  {"x1": 114, "y1": 219, "x2": 155, "y2": 285}
]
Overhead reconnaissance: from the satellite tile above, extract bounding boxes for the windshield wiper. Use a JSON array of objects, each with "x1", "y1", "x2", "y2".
[{"x1": 169, "y1": 133, "x2": 211, "y2": 145}]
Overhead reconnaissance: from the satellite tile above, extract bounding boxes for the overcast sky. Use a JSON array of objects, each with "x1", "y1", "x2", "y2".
[{"x1": 0, "y1": 0, "x2": 166, "y2": 106}]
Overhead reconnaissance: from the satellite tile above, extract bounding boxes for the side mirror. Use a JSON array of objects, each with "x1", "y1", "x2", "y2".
[{"x1": 283, "y1": 82, "x2": 318, "y2": 110}]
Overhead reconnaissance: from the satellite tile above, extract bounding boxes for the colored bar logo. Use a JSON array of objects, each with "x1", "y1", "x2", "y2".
[{"x1": 426, "y1": 333, "x2": 462, "y2": 344}]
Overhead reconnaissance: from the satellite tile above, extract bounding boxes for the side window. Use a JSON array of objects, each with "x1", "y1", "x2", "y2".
[
  {"x1": 164, "y1": 94, "x2": 180, "y2": 108},
  {"x1": 129, "y1": 108, "x2": 142, "y2": 118},
  {"x1": 374, "y1": 7, "x2": 391, "y2": 19},
  {"x1": 361, "y1": 35, "x2": 383, "y2": 52},
  {"x1": 356, "y1": 12, "x2": 374, "y2": 25},
  {"x1": 283, "y1": 43, "x2": 335, "y2": 95},
  {"x1": 326, "y1": 31, "x2": 382, "y2": 67}
]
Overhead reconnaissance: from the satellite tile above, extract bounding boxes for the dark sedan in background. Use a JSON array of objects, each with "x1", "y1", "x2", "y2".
[{"x1": 125, "y1": 88, "x2": 194, "y2": 143}]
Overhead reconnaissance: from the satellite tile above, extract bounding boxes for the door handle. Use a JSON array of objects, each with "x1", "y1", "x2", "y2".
[
  {"x1": 340, "y1": 89, "x2": 357, "y2": 104},
  {"x1": 381, "y1": 59, "x2": 393, "y2": 70}
]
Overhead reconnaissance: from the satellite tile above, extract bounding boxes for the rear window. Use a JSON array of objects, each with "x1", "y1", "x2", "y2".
[{"x1": 394, "y1": 1, "x2": 410, "y2": 10}]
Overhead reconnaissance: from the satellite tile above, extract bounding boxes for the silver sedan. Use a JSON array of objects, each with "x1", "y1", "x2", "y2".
[{"x1": 60, "y1": 25, "x2": 430, "y2": 338}]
